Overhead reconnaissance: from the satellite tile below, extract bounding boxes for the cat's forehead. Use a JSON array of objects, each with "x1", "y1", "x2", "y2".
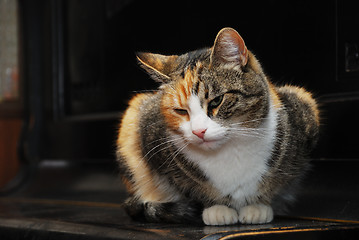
[
  {"x1": 164, "y1": 67, "x2": 222, "y2": 110},
  {"x1": 180, "y1": 63, "x2": 237, "y2": 97},
  {"x1": 167, "y1": 49, "x2": 237, "y2": 93}
]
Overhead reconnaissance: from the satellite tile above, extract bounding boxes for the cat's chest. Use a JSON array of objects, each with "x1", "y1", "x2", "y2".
[{"x1": 183, "y1": 137, "x2": 274, "y2": 201}]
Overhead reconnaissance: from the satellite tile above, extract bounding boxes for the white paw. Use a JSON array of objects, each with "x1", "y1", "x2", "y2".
[
  {"x1": 239, "y1": 204, "x2": 273, "y2": 224},
  {"x1": 202, "y1": 205, "x2": 239, "y2": 225}
]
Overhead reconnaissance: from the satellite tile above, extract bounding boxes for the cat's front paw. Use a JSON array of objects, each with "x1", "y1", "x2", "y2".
[
  {"x1": 202, "y1": 205, "x2": 239, "y2": 225},
  {"x1": 239, "y1": 204, "x2": 273, "y2": 224}
]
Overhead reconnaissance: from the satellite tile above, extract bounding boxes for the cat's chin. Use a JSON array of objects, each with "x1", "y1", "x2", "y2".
[{"x1": 192, "y1": 139, "x2": 225, "y2": 151}]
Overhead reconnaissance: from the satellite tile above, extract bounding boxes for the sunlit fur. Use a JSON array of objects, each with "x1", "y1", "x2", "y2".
[{"x1": 117, "y1": 28, "x2": 319, "y2": 225}]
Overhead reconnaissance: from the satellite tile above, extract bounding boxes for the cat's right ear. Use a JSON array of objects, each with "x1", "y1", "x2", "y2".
[{"x1": 136, "y1": 52, "x2": 177, "y2": 83}]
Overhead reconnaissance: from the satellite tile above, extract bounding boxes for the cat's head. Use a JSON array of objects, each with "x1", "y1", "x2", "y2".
[{"x1": 137, "y1": 28, "x2": 272, "y2": 151}]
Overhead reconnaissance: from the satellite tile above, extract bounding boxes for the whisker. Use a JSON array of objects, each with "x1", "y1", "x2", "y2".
[
  {"x1": 134, "y1": 140, "x2": 188, "y2": 185},
  {"x1": 142, "y1": 136, "x2": 183, "y2": 160},
  {"x1": 132, "y1": 136, "x2": 184, "y2": 172},
  {"x1": 136, "y1": 138, "x2": 188, "y2": 183},
  {"x1": 159, "y1": 141, "x2": 189, "y2": 170},
  {"x1": 226, "y1": 128, "x2": 270, "y2": 139},
  {"x1": 141, "y1": 121, "x2": 162, "y2": 130},
  {"x1": 229, "y1": 117, "x2": 270, "y2": 126},
  {"x1": 143, "y1": 136, "x2": 173, "y2": 149}
]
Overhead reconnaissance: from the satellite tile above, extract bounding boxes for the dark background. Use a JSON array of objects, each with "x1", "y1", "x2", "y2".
[{"x1": 21, "y1": 0, "x2": 359, "y2": 163}]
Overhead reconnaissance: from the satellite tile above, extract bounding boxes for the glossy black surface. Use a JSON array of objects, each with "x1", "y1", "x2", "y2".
[
  {"x1": 1, "y1": 160, "x2": 359, "y2": 239},
  {"x1": 1, "y1": 201, "x2": 358, "y2": 240}
]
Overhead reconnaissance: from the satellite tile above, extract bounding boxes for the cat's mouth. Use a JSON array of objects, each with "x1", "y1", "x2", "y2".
[{"x1": 195, "y1": 138, "x2": 224, "y2": 150}]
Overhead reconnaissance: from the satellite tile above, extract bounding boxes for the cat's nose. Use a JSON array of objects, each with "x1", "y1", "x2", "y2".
[{"x1": 192, "y1": 129, "x2": 207, "y2": 139}]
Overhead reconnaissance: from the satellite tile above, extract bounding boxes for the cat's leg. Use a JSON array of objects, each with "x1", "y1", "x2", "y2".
[
  {"x1": 202, "y1": 205, "x2": 239, "y2": 225},
  {"x1": 124, "y1": 196, "x2": 203, "y2": 223},
  {"x1": 238, "y1": 203, "x2": 273, "y2": 224}
]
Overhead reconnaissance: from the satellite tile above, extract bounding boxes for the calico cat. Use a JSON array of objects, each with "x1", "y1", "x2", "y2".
[{"x1": 116, "y1": 27, "x2": 319, "y2": 225}]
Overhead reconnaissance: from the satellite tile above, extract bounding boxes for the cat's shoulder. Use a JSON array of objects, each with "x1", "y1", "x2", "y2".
[
  {"x1": 277, "y1": 85, "x2": 317, "y2": 108},
  {"x1": 275, "y1": 85, "x2": 320, "y2": 128},
  {"x1": 120, "y1": 92, "x2": 157, "y2": 135}
]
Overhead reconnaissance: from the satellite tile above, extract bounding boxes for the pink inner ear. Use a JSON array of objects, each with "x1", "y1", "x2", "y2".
[
  {"x1": 212, "y1": 28, "x2": 248, "y2": 67},
  {"x1": 226, "y1": 30, "x2": 248, "y2": 66}
]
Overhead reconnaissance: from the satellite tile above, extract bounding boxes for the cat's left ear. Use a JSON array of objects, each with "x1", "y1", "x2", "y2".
[
  {"x1": 136, "y1": 52, "x2": 178, "y2": 83},
  {"x1": 210, "y1": 28, "x2": 248, "y2": 68}
]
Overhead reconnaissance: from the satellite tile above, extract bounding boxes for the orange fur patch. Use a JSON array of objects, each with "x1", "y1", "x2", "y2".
[
  {"x1": 247, "y1": 51, "x2": 263, "y2": 74},
  {"x1": 160, "y1": 69, "x2": 196, "y2": 131},
  {"x1": 267, "y1": 81, "x2": 283, "y2": 109},
  {"x1": 118, "y1": 93, "x2": 175, "y2": 202}
]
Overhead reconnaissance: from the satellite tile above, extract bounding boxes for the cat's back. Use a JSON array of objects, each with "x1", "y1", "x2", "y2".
[
  {"x1": 276, "y1": 85, "x2": 320, "y2": 147},
  {"x1": 258, "y1": 84, "x2": 319, "y2": 207}
]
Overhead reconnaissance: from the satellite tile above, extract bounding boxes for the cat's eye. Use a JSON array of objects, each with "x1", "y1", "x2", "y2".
[
  {"x1": 208, "y1": 95, "x2": 224, "y2": 109},
  {"x1": 174, "y1": 108, "x2": 188, "y2": 116}
]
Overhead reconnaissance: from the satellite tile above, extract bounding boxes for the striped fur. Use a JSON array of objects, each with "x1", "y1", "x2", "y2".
[{"x1": 117, "y1": 28, "x2": 319, "y2": 225}]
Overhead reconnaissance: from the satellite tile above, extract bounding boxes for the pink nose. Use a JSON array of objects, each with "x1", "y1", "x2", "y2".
[{"x1": 192, "y1": 129, "x2": 207, "y2": 139}]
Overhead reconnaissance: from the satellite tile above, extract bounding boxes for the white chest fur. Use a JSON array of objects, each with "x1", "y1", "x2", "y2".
[{"x1": 182, "y1": 105, "x2": 278, "y2": 207}]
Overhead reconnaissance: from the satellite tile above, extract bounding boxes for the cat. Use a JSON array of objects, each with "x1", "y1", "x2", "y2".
[{"x1": 116, "y1": 27, "x2": 319, "y2": 225}]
